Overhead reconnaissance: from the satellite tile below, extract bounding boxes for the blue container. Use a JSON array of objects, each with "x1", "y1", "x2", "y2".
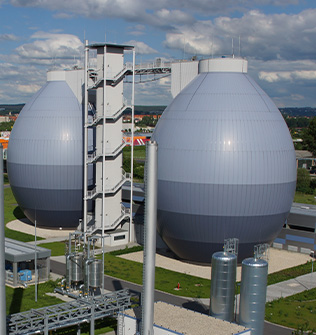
[{"x1": 19, "y1": 269, "x2": 32, "y2": 281}]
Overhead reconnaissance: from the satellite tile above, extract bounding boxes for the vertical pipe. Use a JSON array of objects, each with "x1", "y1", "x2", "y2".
[
  {"x1": 0, "y1": 145, "x2": 6, "y2": 335},
  {"x1": 129, "y1": 48, "x2": 135, "y2": 242},
  {"x1": 83, "y1": 40, "x2": 89, "y2": 239},
  {"x1": 101, "y1": 44, "x2": 107, "y2": 293},
  {"x1": 35, "y1": 216, "x2": 37, "y2": 302},
  {"x1": 141, "y1": 141, "x2": 158, "y2": 335},
  {"x1": 90, "y1": 305, "x2": 95, "y2": 335}
]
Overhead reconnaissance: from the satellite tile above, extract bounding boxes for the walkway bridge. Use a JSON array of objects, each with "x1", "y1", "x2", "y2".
[{"x1": 7, "y1": 289, "x2": 130, "y2": 335}]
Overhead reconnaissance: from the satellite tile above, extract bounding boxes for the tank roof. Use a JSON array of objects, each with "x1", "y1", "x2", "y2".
[{"x1": 242, "y1": 258, "x2": 268, "y2": 267}]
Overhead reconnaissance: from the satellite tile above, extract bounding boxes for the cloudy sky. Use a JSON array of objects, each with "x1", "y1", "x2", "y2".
[{"x1": 1, "y1": 0, "x2": 316, "y2": 107}]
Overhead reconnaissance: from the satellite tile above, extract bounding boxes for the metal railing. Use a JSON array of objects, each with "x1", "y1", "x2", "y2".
[
  {"x1": 85, "y1": 169, "x2": 131, "y2": 199},
  {"x1": 7, "y1": 289, "x2": 131, "y2": 335}
]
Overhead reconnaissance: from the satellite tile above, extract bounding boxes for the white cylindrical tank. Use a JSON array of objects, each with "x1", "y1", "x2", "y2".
[
  {"x1": 152, "y1": 57, "x2": 296, "y2": 263},
  {"x1": 210, "y1": 252, "x2": 237, "y2": 322},
  {"x1": 239, "y1": 258, "x2": 268, "y2": 335}
]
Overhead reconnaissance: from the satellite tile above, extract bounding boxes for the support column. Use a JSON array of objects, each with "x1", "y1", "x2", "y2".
[
  {"x1": 141, "y1": 141, "x2": 158, "y2": 335},
  {"x1": 46, "y1": 257, "x2": 50, "y2": 281},
  {"x1": 13, "y1": 262, "x2": 18, "y2": 287},
  {"x1": 90, "y1": 304, "x2": 95, "y2": 335}
]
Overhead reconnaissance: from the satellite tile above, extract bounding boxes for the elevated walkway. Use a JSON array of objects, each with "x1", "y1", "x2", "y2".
[{"x1": 7, "y1": 289, "x2": 130, "y2": 335}]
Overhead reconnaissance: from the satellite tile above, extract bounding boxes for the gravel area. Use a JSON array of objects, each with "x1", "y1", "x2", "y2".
[
  {"x1": 120, "y1": 248, "x2": 312, "y2": 281},
  {"x1": 125, "y1": 301, "x2": 248, "y2": 334}
]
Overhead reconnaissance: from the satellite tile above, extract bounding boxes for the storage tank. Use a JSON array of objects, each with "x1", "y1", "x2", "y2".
[
  {"x1": 89, "y1": 259, "x2": 103, "y2": 288},
  {"x1": 239, "y1": 258, "x2": 268, "y2": 335},
  {"x1": 151, "y1": 57, "x2": 296, "y2": 263},
  {"x1": 7, "y1": 79, "x2": 83, "y2": 228},
  {"x1": 70, "y1": 254, "x2": 84, "y2": 284},
  {"x1": 209, "y1": 252, "x2": 237, "y2": 322}
]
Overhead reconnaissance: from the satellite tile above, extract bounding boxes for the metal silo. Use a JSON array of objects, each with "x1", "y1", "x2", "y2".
[
  {"x1": 151, "y1": 57, "x2": 296, "y2": 263},
  {"x1": 239, "y1": 258, "x2": 268, "y2": 335},
  {"x1": 210, "y1": 252, "x2": 237, "y2": 322},
  {"x1": 7, "y1": 79, "x2": 83, "y2": 228},
  {"x1": 70, "y1": 254, "x2": 84, "y2": 284},
  {"x1": 89, "y1": 259, "x2": 103, "y2": 288}
]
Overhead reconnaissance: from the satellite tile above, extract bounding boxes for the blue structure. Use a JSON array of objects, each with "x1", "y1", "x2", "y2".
[
  {"x1": 152, "y1": 58, "x2": 297, "y2": 263},
  {"x1": 7, "y1": 80, "x2": 83, "y2": 228}
]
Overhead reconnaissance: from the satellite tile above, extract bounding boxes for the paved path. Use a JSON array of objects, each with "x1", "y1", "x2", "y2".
[{"x1": 266, "y1": 272, "x2": 316, "y2": 301}]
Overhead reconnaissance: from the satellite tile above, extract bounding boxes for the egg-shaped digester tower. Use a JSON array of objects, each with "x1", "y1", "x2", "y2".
[
  {"x1": 7, "y1": 79, "x2": 83, "y2": 228},
  {"x1": 152, "y1": 58, "x2": 296, "y2": 263}
]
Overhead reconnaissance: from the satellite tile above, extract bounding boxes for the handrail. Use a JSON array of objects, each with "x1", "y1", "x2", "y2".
[{"x1": 85, "y1": 168, "x2": 131, "y2": 199}]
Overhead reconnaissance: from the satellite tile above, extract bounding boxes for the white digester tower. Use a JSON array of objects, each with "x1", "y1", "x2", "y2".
[{"x1": 83, "y1": 43, "x2": 134, "y2": 238}]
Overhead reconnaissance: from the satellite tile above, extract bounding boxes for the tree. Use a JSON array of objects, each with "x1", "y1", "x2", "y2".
[
  {"x1": 296, "y1": 168, "x2": 311, "y2": 194},
  {"x1": 303, "y1": 117, "x2": 316, "y2": 155}
]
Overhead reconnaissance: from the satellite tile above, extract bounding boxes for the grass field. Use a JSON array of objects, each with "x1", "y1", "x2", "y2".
[
  {"x1": 104, "y1": 253, "x2": 211, "y2": 298},
  {"x1": 123, "y1": 145, "x2": 146, "y2": 160},
  {"x1": 4, "y1": 187, "x2": 40, "y2": 242},
  {"x1": 38, "y1": 241, "x2": 67, "y2": 256},
  {"x1": 294, "y1": 192, "x2": 316, "y2": 205},
  {"x1": 265, "y1": 287, "x2": 316, "y2": 331},
  {"x1": 6, "y1": 280, "x2": 63, "y2": 315}
]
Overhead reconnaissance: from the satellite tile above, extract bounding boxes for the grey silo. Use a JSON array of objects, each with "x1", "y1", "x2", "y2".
[
  {"x1": 209, "y1": 251, "x2": 237, "y2": 322},
  {"x1": 89, "y1": 259, "x2": 103, "y2": 288},
  {"x1": 7, "y1": 80, "x2": 83, "y2": 228},
  {"x1": 239, "y1": 257, "x2": 268, "y2": 335},
  {"x1": 151, "y1": 59, "x2": 296, "y2": 263},
  {"x1": 70, "y1": 254, "x2": 84, "y2": 284}
]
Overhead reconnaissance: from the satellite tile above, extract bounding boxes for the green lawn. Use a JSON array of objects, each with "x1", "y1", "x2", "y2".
[
  {"x1": 123, "y1": 145, "x2": 146, "y2": 160},
  {"x1": 267, "y1": 260, "x2": 315, "y2": 286},
  {"x1": 38, "y1": 241, "x2": 67, "y2": 256},
  {"x1": 265, "y1": 287, "x2": 316, "y2": 331},
  {"x1": 294, "y1": 192, "x2": 316, "y2": 205},
  {"x1": 104, "y1": 253, "x2": 211, "y2": 298},
  {"x1": 4, "y1": 187, "x2": 40, "y2": 242},
  {"x1": 6, "y1": 280, "x2": 63, "y2": 315}
]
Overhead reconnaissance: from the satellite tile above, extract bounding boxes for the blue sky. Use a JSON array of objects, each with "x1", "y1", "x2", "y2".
[{"x1": 0, "y1": 0, "x2": 316, "y2": 107}]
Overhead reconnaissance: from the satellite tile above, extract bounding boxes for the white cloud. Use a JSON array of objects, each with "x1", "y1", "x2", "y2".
[
  {"x1": 155, "y1": 9, "x2": 194, "y2": 25},
  {"x1": 16, "y1": 84, "x2": 41, "y2": 94},
  {"x1": 259, "y1": 70, "x2": 316, "y2": 82},
  {"x1": 164, "y1": 9, "x2": 316, "y2": 61},
  {"x1": 10, "y1": 0, "x2": 300, "y2": 18},
  {"x1": 14, "y1": 32, "x2": 83, "y2": 65},
  {"x1": 125, "y1": 40, "x2": 158, "y2": 55}
]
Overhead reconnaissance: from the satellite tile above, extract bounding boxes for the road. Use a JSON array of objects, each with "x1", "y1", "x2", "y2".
[{"x1": 50, "y1": 260, "x2": 293, "y2": 335}]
